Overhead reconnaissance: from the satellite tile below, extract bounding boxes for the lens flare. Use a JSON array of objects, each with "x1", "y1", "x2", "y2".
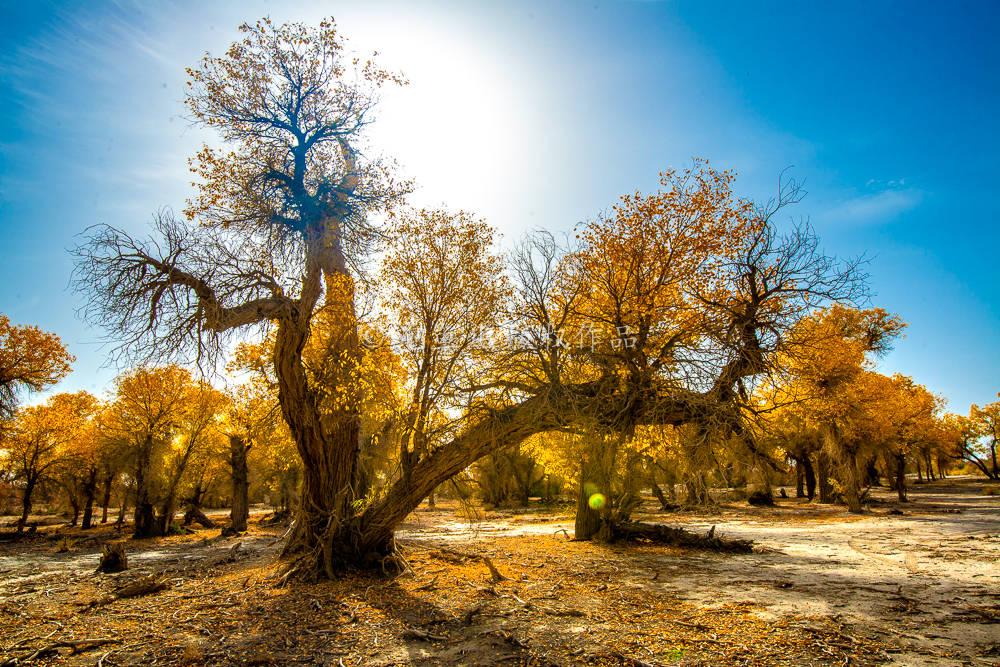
[{"x1": 588, "y1": 493, "x2": 606, "y2": 510}]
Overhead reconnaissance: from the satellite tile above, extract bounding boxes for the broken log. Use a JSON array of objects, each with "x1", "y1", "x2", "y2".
[
  {"x1": 182, "y1": 506, "x2": 216, "y2": 528},
  {"x1": 609, "y1": 521, "x2": 753, "y2": 553},
  {"x1": 113, "y1": 574, "x2": 168, "y2": 599}
]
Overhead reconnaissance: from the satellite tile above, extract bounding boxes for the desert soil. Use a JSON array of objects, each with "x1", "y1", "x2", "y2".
[{"x1": 0, "y1": 476, "x2": 997, "y2": 666}]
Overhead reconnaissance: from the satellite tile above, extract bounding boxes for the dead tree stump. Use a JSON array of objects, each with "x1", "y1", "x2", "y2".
[{"x1": 97, "y1": 541, "x2": 128, "y2": 573}]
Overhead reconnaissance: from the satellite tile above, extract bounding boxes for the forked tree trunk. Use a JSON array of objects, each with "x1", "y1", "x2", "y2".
[{"x1": 229, "y1": 435, "x2": 250, "y2": 532}]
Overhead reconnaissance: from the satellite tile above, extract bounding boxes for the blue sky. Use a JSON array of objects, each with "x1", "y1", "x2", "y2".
[{"x1": 1, "y1": 0, "x2": 997, "y2": 413}]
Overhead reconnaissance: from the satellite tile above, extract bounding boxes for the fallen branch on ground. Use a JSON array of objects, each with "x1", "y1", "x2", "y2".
[
  {"x1": 608, "y1": 521, "x2": 753, "y2": 552},
  {"x1": 427, "y1": 548, "x2": 510, "y2": 582}
]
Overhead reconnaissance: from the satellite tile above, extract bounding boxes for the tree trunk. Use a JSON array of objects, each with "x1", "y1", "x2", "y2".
[
  {"x1": 132, "y1": 435, "x2": 159, "y2": 538},
  {"x1": 840, "y1": 451, "x2": 863, "y2": 513},
  {"x1": 100, "y1": 472, "x2": 113, "y2": 524},
  {"x1": 650, "y1": 477, "x2": 672, "y2": 509},
  {"x1": 274, "y1": 266, "x2": 370, "y2": 574},
  {"x1": 69, "y1": 494, "x2": 80, "y2": 527},
  {"x1": 865, "y1": 457, "x2": 881, "y2": 486},
  {"x1": 82, "y1": 468, "x2": 98, "y2": 529},
  {"x1": 894, "y1": 453, "x2": 907, "y2": 502},
  {"x1": 816, "y1": 453, "x2": 833, "y2": 503},
  {"x1": 795, "y1": 459, "x2": 805, "y2": 498},
  {"x1": 183, "y1": 506, "x2": 216, "y2": 528},
  {"x1": 229, "y1": 434, "x2": 250, "y2": 532},
  {"x1": 802, "y1": 456, "x2": 816, "y2": 500},
  {"x1": 573, "y1": 438, "x2": 616, "y2": 541},
  {"x1": 991, "y1": 439, "x2": 999, "y2": 478},
  {"x1": 17, "y1": 476, "x2": 36, "y2": 532},
  {"x1": 574, "y1": 475, "x2": 602, "y2": 541}
]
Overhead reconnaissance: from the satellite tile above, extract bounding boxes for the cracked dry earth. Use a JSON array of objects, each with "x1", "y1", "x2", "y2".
[{"x1": 0, "y1": 477, "x2": 997, "y2": 666}]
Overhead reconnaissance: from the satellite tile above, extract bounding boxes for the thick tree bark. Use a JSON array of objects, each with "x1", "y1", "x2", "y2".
[
  {"x1": 133, "y1": 436, "x2": 158, "y2": 539},
  {"x1": 802, "y1": 456, "x2": 816, "y2": 500},
  {"x1": 229, "y1": 435, "x2": 250, "y2": 532},
  {"x1": 840, "y1": 452, "x2": 863, "y2": 513},
  {"x1": 894, "y1": 453, "x2": 908, "y2": 502},
  {"x1": 816, "y1": 453, "x2": 834, "y2": 503},
  {"x1": 574, "y1": 478, "x2": 601, "y2": 541},
  {"x1": 276, "y1": 259, "x2": 369, "y2": 574}
]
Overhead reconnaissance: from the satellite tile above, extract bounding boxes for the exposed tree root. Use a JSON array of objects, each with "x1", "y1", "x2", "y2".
[
  {"x1": 607, "y1": 521, "x2": 753, "y2": 552},
  {"x1": 274, "y1": 520, "x2": 410, "y2": 583}
]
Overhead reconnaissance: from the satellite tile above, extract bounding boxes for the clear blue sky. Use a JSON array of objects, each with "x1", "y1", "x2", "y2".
[{"x1": 1, "y1": 0, "x2": 997, "y2": 413}]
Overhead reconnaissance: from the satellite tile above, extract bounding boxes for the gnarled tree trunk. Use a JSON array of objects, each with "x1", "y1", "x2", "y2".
[
  {"x1": 133, "y1": 436, "x2": 158, "y2": 539},
  {"x1": 229, "y1": 435, "x2": 250, "y2": 532}
]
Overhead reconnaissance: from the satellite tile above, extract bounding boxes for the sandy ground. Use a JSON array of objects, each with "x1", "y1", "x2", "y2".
[
  {"x1": 396, "y1": 476, "x2": 1000, "y2": 665},
  {"x1": 0, "y1": 477, "x2": 996, "y2": 665}
]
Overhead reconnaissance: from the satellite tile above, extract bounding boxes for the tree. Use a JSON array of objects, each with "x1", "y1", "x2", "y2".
[
  {"x1": 2, "y1": 392, "x2": 98, "y2": 531},
  {"x1": 221, "y1": 378, "x2": 279, "y2": 532},
  {"x1": 0, "y1": 314, "x2": 74, "y2": 420},
  {"x1": 378, "y1": 208, "x2": 510, "y2": 505},
  {"x1": 74, "y1": 18, "x2": 407, "y2": 566},
  {"x1": 760, "y1": 306, "x2": 905, "y2": 512},
  {"x1": 966, "y1": 398, "x2": 1000, "y2": 479},
  {"x1": 155, "y1": 381, "x2": 227, "y2": 535},
  {"x1": 72, "y1": 16, "x2": 866, "y2": 572},
  {"x1": 103, "y1": 366, "x2": 193, "y2": 538}
]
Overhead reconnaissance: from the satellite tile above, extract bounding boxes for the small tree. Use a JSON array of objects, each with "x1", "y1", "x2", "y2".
[
  {"x1": 379, "y1": 208, "x2": 510, "y2": 501},
  {"x1": 0, "y1": 315, "x2": 74, "y2": 420},
  {"x1": 3, "y1": 392, "x2": 98, "y2": 530},
  {"x1": 967, "y1": 399, "x2": 1000, "y2": 479}
]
